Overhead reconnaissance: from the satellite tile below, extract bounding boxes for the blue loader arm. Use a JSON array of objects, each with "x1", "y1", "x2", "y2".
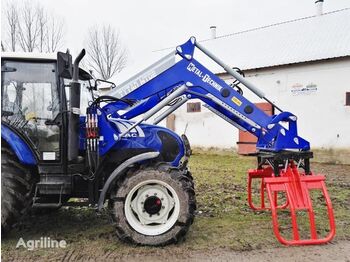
[{"x1": 104, "y1": 37, "x2": 310, "y2": 152}]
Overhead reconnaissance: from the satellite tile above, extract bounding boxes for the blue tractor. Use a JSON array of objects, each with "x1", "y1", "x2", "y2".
[
  {"x1": 1, "y1": 37, "x2": 335, "y2": 246},
  {"x1": 1, "y1": 50, "x2": 194, "y2": 246}
]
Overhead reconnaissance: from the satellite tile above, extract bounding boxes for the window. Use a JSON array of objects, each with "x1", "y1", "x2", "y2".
[
  {"x1": 187, "y1": 102, "x2": 201, "y2": 113},
  {"x1": 346, "y1": 92, "x2": 350, "y2": 106},
  {"x1": 2, "y1": 60, "x2": 61, "y2": 159},
  {"x1": 64, "y1": 79, "x2": 94, "y2": 115}
]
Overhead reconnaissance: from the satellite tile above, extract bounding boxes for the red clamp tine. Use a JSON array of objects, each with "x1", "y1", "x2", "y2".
[{"x1": 248, "y1": 168, "x2": 288, "y2": 211}]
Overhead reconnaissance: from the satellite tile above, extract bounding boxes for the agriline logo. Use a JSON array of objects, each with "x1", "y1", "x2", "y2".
[
  {"x1": 16, "y1": 237, "x2": 67, "y2": 251},
  {"x1": 186, "y1": 62, "x2": 223, "y2": 92}
]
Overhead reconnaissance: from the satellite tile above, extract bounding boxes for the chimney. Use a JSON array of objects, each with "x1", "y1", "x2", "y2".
[
  {"x1": 315, "y1": 0, "x2": 324, "y2": 16},
  {"x1": 210, "y1": 26, "x2": 216, "y2": 39}
]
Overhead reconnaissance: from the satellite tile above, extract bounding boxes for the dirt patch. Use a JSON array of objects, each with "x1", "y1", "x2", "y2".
[{"x1": 3, "y1": 239, "x2": 350, "y2": 261}]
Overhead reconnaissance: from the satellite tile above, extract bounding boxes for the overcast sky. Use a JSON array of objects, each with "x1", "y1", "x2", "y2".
[{"x1": 2, "y1": 0, "x2": 350, "y2": 82}]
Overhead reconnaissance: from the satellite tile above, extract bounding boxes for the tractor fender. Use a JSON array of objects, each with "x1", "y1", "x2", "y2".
[
  {"x1": 97, "y1": 151, "x2": 160, "y2": 211},
  {"x1": 1, "y1": 124, "x2": 37, "y2": 165}
]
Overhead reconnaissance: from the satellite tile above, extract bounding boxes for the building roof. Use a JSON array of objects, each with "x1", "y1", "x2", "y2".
[{"x1": 195, "y1": 8, "x2": 350, "y2": 73}]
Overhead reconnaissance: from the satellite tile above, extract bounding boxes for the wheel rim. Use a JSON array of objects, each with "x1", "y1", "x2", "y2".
[{"x1": 124, "y1": 179, "x2": 180, "y2": 236}]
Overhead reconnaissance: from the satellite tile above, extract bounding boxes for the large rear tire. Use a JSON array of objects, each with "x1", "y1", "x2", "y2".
[
  {"x1": 109, "y1": 164, "x2": 196, "y2": 246},
  {"x1": 1, "y1": 146, "x2": 34, "y2": 234}
]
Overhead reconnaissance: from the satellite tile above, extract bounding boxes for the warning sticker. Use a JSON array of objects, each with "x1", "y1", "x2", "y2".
[
  {"x1": 231, "y1": 96, "x2": 242, "y2": 106},
  {"x1": 43, "y1": 152, "x2": 56, "y2": 160}
]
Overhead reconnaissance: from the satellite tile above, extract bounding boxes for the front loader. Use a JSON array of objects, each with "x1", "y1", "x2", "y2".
[{"x1": 1, "y1": 37, "x2": 335, "y2": 246}]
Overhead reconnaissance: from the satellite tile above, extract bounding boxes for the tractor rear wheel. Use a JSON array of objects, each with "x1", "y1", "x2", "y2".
[
  {"x1": 1, "y1": 146, "x2": 34, "y2": 234},
  {"x1": 109, "y1": 164, "x2": 196, "y2": 246}
]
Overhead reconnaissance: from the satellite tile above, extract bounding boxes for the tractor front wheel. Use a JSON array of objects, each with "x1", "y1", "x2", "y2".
[{"x1": 109, "y1": 164, "x2": 196, "y2": 246}]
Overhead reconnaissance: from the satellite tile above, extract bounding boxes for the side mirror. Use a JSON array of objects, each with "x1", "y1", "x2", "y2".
[{"x1": 57, "y1": 51, "x2": 73, "y2": 78}]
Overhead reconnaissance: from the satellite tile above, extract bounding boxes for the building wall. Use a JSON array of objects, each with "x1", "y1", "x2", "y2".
[{"x1": 168, "y1": 58, "x2": 350, "y2": 149}]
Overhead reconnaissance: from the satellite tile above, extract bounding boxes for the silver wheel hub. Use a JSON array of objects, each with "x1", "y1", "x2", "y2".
[{"x1": 124, "y1": 179, "x2": 180, "y2": 236}]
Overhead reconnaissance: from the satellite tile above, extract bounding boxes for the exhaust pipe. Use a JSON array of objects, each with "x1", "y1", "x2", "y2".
[{"x1": 68, "y1": 49, "x2": 85, "y2": 161}]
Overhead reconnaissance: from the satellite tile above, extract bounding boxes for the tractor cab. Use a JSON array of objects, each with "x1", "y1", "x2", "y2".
[{"x1": 1, "y1": 52, "x2": 94, "y2": 163}]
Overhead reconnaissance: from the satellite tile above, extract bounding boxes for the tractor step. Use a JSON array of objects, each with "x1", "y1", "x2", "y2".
[
  {"x1": 33, "y1": 182, "x2": 65, "y2": 208},
  {"x1": 32, "y1": 203, "x2": 62, "y2": 209},
  {"x1": 248, "y1": 161, "x2": 336, "y2": 245},
  {"x1": 36, "y1": 174, "x2": 71, "y2": 195},
  {"x1": 37, "y1": 181, "x2": 65, "y2": 185}
]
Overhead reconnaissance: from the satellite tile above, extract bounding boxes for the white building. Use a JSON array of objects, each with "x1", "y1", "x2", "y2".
[{"x1": 171, "y1": 8, "x2": 350, "y2": 151}]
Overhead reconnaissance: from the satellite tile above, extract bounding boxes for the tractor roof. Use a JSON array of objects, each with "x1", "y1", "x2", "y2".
[
  {"x1": 1, "y1": 52, "x2": 57, "y2": 61},
  {"x1": 1, "y1": 52, "x2": 93, "y2": 80}
]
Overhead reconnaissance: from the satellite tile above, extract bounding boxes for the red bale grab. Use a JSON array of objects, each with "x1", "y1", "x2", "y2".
[{"x1": 248, "y1": 160, "x2": 336, "y2": 245}]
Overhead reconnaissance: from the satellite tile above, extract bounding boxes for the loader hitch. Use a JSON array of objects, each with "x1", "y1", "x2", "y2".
[{"x1": 247, "y1": 151, "x2": 336, "y2": 245}]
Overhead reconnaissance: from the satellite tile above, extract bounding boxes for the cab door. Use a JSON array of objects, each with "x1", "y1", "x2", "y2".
[{"x1": 1, "y1": 59, "x2": 62, "y2": 162}]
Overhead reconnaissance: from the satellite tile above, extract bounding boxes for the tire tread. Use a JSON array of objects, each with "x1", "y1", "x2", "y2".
[{"x1": 1, "y1": 145, "x2": 34, "y2": 234}]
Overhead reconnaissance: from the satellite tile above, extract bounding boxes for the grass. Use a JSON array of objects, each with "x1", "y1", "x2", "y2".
[{"x1": 2, "y1": 149, "x2": 350, "y2": 260}]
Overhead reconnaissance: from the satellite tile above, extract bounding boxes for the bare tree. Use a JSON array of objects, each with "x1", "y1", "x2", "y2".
[
  {"x1": 86, "y1": 25, "x2": 128, "y2": 80},
  {"x1": 46, "y1": 17, "x2": 64, "y2": 52},
  {"x1": 5, "y1": 2, "x2": 19, "y2": 51},
  {"x1": 37, "y1": 6, "x2": 47, "y2": 52},
  {"x1": 17, "y1": 2, "x2": 40, "y2": 52},
  {"x1": 3, "y1": 1, "x2": 65, "y2": 53}
]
